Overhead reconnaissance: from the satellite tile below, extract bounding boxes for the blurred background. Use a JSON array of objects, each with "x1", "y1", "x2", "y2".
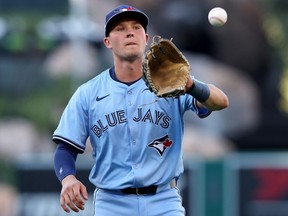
[{"x1": 0, "y1": 0, "x2": 288, "y2": 215}]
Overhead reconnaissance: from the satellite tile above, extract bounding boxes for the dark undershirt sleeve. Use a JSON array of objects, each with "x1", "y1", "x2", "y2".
[{"x1": 54, "y1": 142, "x2": 79, "y2": 182}]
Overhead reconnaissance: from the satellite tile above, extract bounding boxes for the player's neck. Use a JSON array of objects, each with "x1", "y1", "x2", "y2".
[{"x1": 114, "y1": 60, "x2": 142, "y2": 82}]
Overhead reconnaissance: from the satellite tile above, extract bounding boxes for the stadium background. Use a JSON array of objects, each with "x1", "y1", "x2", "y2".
[{"x1": 1, "y1": 0, "x2": 288, "y2": 215}]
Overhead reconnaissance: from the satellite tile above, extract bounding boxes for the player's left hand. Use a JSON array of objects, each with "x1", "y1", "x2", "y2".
[
  {"x1": 60, "y1": 175, "x2": 88, "y2": 213},
  {"x1": 142, "y1": 35, "x2": 191, "y2": 98}
]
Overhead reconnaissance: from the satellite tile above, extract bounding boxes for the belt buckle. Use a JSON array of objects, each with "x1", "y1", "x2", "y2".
[{"x1": 136, "y1": 188, "x2": 140, "y2": 195}]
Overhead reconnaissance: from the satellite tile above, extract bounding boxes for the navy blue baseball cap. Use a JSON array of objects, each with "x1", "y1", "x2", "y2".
[{"x1": 105, "y1": 5, "x2": 149, "y2": 37}]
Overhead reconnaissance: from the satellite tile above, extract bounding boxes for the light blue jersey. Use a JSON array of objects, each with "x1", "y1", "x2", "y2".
[{"x1": 53, "y1": 68, "x2": 209, "y2": 190}]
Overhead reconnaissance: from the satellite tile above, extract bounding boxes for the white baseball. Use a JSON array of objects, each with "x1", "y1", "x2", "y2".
[{"x1": 208, "y1": 7, "x2": 227, "y2": 27}]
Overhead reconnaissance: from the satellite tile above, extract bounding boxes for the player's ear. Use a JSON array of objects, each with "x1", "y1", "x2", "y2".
[
  {"x1": 145, "y1": 34, "x2": 149, "y2": 45},
  {"x1": 104, "y1": 37, "x2": 112, "y2": 49}
]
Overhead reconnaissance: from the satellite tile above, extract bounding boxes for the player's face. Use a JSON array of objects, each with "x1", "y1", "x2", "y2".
[{"x1": 104, "y1": 19, "x2": 148, "y2": 62}]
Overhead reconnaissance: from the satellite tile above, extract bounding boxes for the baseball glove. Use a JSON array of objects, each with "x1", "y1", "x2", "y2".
[{"x1": 143, "y1": 35, "x2": 191, "y2": 98}]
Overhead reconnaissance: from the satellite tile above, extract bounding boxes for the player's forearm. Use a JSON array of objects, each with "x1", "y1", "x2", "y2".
[
  {"x1": 186, "y1": 77, "x2": 229, "y2": 111},
  {"x1": 201, "y1": 84, "x2": 229, "y2": 110}
]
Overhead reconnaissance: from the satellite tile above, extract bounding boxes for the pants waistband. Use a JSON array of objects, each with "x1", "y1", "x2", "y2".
[{"x1": 120, "y1": 179, "x2": 177, "y2": 195}]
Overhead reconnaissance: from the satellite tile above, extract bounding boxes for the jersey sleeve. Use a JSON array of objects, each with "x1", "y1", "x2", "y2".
[
  {"x1": 192, "y1": 98, "x2": 212, "y2": 118},
  {"x1": 52, "y1": 86, "x2": 89, "y2": 153}
]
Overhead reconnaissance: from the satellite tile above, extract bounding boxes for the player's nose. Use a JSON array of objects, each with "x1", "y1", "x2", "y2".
[{"x1": 126, "y1": 32, "x2": 134, "y2": 38}]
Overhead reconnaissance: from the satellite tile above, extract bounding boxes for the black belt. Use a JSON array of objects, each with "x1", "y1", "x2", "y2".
[
  {"x1": 120, "y1": 179, "x2": 177, "y2": 195},
  {"x1": 121, "y1": 185, "x2": 157, "y2": 195}
]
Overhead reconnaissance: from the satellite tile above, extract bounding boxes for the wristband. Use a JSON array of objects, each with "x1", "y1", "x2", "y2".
[{"x1": 186, "y1": 79, "x2": 210, "y2": 102}]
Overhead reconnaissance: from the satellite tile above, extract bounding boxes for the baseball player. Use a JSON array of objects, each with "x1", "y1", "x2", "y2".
[{"x1": 53, "y1": 5, "x2": 229, "y2": 216}]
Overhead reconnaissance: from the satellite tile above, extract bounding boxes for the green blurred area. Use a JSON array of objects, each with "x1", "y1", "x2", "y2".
[
  {"x1": 262, "y1": 0, "x2": 288, "y2": 113},
  {"x1": 0, "y1": 3, "x2": 69, "y2": 134}
]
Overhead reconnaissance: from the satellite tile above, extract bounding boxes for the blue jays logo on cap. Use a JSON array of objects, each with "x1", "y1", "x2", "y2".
[{"x1": 105, "y1": 5, "x2": 149, "y2": 37}]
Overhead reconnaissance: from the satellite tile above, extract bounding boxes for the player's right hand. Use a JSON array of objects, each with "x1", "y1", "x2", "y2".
[{"x1": 60, "y1": 175, "x2": 88, "y2": 213}]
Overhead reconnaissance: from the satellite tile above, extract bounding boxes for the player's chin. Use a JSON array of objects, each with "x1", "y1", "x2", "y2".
[{"x1": 123, "y1": 52, "x2": 142, "y2": 61}]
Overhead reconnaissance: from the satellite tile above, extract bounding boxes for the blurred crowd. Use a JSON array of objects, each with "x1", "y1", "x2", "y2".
[{"x1": 0, "y1": 0, "x2": 287, "y2": 215}]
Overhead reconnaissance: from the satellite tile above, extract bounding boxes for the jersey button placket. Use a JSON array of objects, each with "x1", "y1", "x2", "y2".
[
  {"x1": 127, "y1": 90, "x2": 133, "y2": 106},
  {"x1": 131, "y1": 139, "x2": 138, "y2": 169},
  {"x1": 126, "y1": 88, "x2": 139, "y2": 174}
]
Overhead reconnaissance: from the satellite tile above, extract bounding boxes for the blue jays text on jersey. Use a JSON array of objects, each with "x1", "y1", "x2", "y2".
[
  {"x1": 52, "y1": 68, "x2": 210, "y2": 190},
  {"x1": 91, "y1": 108, "x2": 171, "y2": 138}
]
